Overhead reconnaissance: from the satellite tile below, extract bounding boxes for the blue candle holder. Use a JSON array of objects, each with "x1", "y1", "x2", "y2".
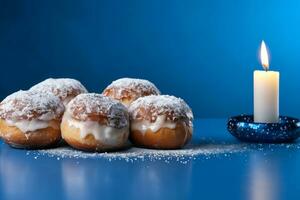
[{"x1": 227, "y1": 115, "x2": 300, "y2": 143}]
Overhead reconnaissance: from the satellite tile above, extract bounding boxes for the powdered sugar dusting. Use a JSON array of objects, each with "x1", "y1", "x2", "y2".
[
  {"x1": 30, "y1": 78, "x2": 87, "y2": 102},
  {"x1": 129, "y1": 95, "x2": 193, "y2": 124},
  {"x1": 27, "y1": 141, "x2": 300, "y2": 163},
  {"x1": 103, "y1": 78, "x2": 160, "y2": 99},
  {"x1": 67, "y1": 93, "x2": 129, "y2": 128},
  {"x1": 32, "y1": 142, "x2": 246, "y2": 163},
  {"x1": 0, "y1": 90, "x2": 64, "y2": 121}
]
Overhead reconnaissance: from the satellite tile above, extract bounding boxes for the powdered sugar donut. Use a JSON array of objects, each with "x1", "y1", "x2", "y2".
[
  {"x1": 61, "y1": 93, "x2": 130, "y2": 152},
  {"x1": 30, "y1": 78, "x2": 88, "y2": 106},
  {"x1": 102, "y1": 78, "x2": 160, "y2": 106},
  {"x1": 0, "y1": 90, "x2": 64, "y2": 149},
  {"x1": 129, "y1": 95, "x2": 193, "y2": 149}
]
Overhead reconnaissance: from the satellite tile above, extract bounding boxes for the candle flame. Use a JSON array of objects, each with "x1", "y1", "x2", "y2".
[{"x1": 260, "y1": 40, "x2": 269, "y2": 70}]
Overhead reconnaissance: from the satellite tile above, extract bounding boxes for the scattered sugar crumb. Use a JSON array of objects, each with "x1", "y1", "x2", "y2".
[
  {"x1": 28, "y1": 142, "x2": 246, "y2": 163},
  {"x1": 25, "y1": 139, "x2": 300, "y2": 164}
]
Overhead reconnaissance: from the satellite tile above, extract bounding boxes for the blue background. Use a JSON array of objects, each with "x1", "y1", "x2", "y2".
[{"x1": 0, "y1": 0, "x2": 299, "y2": 118}]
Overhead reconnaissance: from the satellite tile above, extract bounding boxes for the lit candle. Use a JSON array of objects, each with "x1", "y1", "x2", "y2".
[{"x1": 254, "y1": 41, "x2": 279, "y2": 123}]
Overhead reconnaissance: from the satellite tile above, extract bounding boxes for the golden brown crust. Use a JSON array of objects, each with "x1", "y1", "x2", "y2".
[
  {"x1": 61, "y1": 120, "x2": 128, "y2": 152},
  {"x1": 103, "y1": 88, "x2": 133, "y2": 106},
  {"x1": 0, "y1": 119, "x2": 61, "y2": 149},
  {"x1": 130, "y1": 122, "x2": 192, "y2": 149},
  {"x1": 103, "y1": 88, "x2": 158, "y2": 105},
  {"x1": 102, "y1": 78, "x2": 160, "y2": 106},
  {"x1": 68, "y1": 111, "x2": 111, "y2": 125},
  {"x1": 132, "y1": 107, "x2": 191, "y2": 123}
]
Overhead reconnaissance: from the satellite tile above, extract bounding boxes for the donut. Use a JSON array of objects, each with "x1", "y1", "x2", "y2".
[
  {"x1": 0, "y1": 90, "x2": 64, "y2": 149},
  {"x1": 128, "y1": 95, "x2": 193, "y2": 149},
  {"x1": 102, "y1": 78, "x2": 160, "y2": 106},
  {"x1": 30, "y1": 78, "x2": 88, "y2": 106},
  {"x1": 61, "y1": 93, "x2": 130, "y2": 152}
]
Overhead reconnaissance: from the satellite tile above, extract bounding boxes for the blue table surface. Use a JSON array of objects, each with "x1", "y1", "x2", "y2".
[{"x1": 0, "y1": 118, "x2": 300, "y2": 200}]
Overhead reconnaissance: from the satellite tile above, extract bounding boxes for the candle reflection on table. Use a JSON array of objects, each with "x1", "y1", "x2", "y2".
[
  {"x1": 61, "y1": 160, "x2": 90, "y2": 200},
  {"x1": 247, "y1": 155, "x2": 280, "y2": 200}
]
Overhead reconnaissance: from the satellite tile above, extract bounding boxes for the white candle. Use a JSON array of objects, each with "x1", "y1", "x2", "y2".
[{"x1": 254, "y1": 41, "x2": 279, "y2": 123}]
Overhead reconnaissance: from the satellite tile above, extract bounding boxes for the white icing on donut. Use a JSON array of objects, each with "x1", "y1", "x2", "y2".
[
  {"x1": 131, "y1": 115, "x2": 177, "y2": 134},
  {"x1": 5, "y1": 119, "x2": 59, "y2": 133},
  {"x1": 62, "y1": 112, "x2": 129, "y2": 145}
]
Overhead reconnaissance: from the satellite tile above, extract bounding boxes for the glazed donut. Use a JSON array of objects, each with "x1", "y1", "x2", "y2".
[
  {"x1": 30, "y1": 78, "x2": 88, "y2": 106},
  {"x1": 128, "y1": 95, "x2": 193, "y2": 149},
  {"x1": 61, "y1": 93, "x2": 130, "y2": 152},
  {"x1": 102, "y1": 78, "x2": 160, "y2": 106},
  {"x1": 0, "y1": 90, "x2": 64, "y2": 149}
]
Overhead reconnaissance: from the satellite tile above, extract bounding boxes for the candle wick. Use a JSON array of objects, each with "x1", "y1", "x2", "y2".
[{"x1": 263, "y1": 64, "x2": 268, "y2": 72}]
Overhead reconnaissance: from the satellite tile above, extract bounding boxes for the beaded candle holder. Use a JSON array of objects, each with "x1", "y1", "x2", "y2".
[{"x1": 227, "y1": 115, "x2": 300, "y2": 143}]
